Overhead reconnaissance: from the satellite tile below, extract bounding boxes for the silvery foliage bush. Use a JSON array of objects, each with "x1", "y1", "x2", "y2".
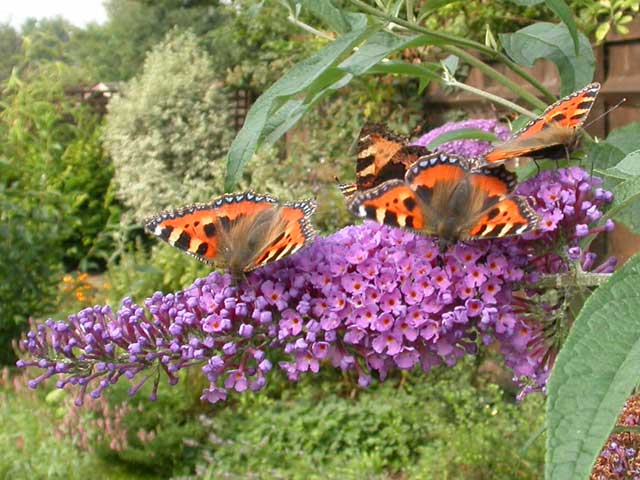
[{"x1": 103, "y1": 29, "x2": 234, "y2": 221}]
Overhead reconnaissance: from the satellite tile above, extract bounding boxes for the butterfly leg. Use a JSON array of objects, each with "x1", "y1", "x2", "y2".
[{"x1": 533, "y1": 159, "x2": 541, "y2": 175}]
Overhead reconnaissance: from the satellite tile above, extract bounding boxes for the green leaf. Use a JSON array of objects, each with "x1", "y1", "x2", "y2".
[
  {"x1": 507, "y1": 0, "x2": 544, "y2": 5},
  {"x1": 301, "y1": 0, "x2": 351, "y2": 34},
  {"x1": 441, "y1": 54, "x2": 459, "y2": 76},
  {"x1": 587, "y1": 142, "x2": 626, "y2": 173},
  {"x1": 603, "y1": 121, "x2": 640, "y2": 154},
  {"x1": 546, "y1": 252, "x2": 640, "y2": 480},
  {"x1": 262, "y1": 73, "x2": 353, "y2": 145},
  {"x1": 224, "y1": 25, "x2": 444, "y2": 189},
  {"x1": 595, "y1": 21, "x2": 611, "y2": 43},
  {"x1": 543, "y1": 0, "x2": 579, "y2": 54},
  {"x1": 605, "y1": 150, "x2": 640, "y2": 179},
  {"x1": 338, "y1": 32, "x2": 423, "y2": 75},
  {"x1": 606, "y1": 174, "x2": 640, "y2": 233},
  {"x1": 224, "y1": 25, "x2": 369, "y2": 190},
  {"x1": 426, "y1": 128, "x2": 498, "y2": 149},
  {"x1": 499, "y1": 22, "x2": 595, "y2": 96}
]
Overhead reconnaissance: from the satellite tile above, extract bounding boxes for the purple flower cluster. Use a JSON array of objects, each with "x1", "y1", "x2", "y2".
[
  {"x1": 17, "y1": 164, "x2": 614, "y2": 405},
  {"x1": 412, "y1": 119, "x2": 510, "y2": 157},
  {"x1": 498, "y1": 167, "x2": 616, "y2": 393}
]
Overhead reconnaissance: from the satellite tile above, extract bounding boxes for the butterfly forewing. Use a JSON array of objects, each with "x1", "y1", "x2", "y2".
[
  {"x1": 469, "y1": 165, "x2": 518, "y2": 197},
  {"x1": 144, "y1": 196, "x2": 275, "y2": 264},
  {"x1": 464, "y1": 196, "x2": 539, "y2": 239}
]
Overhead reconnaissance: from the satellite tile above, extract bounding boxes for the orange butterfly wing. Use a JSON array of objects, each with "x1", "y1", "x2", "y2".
[
  {"x1": 465, "y1": 197, "x2": 539, "y2": 239},
  {"x1": 484, "y1": 82, "x2": 600, "y2": 163},
  {"x1": 144, "y1": 194, "x2": 277, "y2": 263},
  {"x1": 249, "y1": 200, "x2": 316, "y2": 269},
  {"x1": 347, "y1": 152, "x2": 539, "y2": 244},
  {"x1": 347, "y1": 180, "x2": 426, "y2": 230},
  {"x1": 343, "y1": 124, "x2": 430, "y2": 196}
]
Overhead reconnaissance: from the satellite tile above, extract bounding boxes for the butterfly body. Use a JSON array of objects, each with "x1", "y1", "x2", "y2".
[
  {"x1": 339, "y1": 124, "x2": 431, "y2": 197},
  {"x1": 145, "y1": 192, "x2": 316, "y2": 279},
  {"x1": 348, "y1": 153, "x2": 538, "y2": 249},
  {"x1": 482, "y1": 82, "x2": 600, "y2": 165}
]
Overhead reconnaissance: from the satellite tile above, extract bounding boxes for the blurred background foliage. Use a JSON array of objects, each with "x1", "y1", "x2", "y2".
[
  {"x1": 0, "y1": 0, "x2": 637, "y2": 477},
  {"x1": 0, "y1": 357, "x2": 546, "y2": 479}
]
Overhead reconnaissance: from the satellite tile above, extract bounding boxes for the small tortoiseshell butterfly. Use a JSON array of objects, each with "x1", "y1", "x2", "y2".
[
  {"x1": 347, "y1": 152, "x2": 539, "y2": 250},
  {"x1": 339, "y1": 123, "x2": 430, "y2": 197},
  {"x1": 482, "y1": 82, "x2": 601, "y2": 165},
  {"x1": 145, "y1": 191, "x2": 316, "y2": 279}
]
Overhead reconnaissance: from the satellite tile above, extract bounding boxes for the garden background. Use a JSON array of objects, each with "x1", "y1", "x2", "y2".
[{"x1": 1, "y1": 0, "x2": 640, "y2": 478}]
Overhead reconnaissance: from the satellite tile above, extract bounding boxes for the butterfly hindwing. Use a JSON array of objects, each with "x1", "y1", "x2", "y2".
[
  {"x1": 483, "y1": 82, "x2": 600, "y2": 164},
  {"x1": 248, "y1": 200, "x2": 316, "y2": 270},
  {"x1": 347, "y1": 180, "x2": 425, "y2": 231},
  {"x1": 464, "y1": 196, "x2": 539, "y2": 239}
]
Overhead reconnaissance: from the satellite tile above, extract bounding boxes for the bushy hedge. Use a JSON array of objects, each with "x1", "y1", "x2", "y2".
[
  {"x1": 103, "y1": 29, "x2": 234, "y2": 222},
  {"x1": 0, "y1": 63, "x2": 117, "y2": 362}
]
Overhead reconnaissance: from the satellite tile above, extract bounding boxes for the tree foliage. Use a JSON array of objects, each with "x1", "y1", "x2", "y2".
[{"x1": 103, "y1": 29, "x2": 234, "y2": 221}]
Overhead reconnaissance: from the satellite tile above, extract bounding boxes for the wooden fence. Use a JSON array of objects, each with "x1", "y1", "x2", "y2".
[{"x1": 423, "y1": 20, "x2": 640, "y2": 139}]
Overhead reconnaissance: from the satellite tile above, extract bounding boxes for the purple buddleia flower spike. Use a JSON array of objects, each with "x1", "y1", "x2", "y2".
[{"x1": 17, "y1": 118, "x2": 616, "y2": 404}]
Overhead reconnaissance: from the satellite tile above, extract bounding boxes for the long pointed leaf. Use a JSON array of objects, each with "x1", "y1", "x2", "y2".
[
  {"x1": 300, "y1": 0, "x2": 351, "y2": 33},
  {"x1": 339, "y1": 31, "x2": 422, "y2": 75},
  {"x1": 225, "y1": 26, "x2": 442, "y2": 188},
  {"x1": 224, "y1": 25, "x2": 369, "y2": 190},
  {"x1": 546, "y1": 253, "x2": 640, "y2": 480}
]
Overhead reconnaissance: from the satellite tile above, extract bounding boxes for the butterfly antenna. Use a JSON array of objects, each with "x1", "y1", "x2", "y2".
[
  {"x1": 582, "y1": 97, "x2": 627, "y2": 131},
  {"x1": 347, "y1": 123, "x2": 364, "y2": 155}
]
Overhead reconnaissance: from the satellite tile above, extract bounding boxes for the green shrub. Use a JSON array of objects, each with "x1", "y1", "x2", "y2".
[
  {"x1": 0, "y1": 63, "x2": 116, "y2": 362},
  {"x1": 199, "y1": 360, "x2": 545, "y2": 479},
  {"x1": 0, "y1": 187, "x2": 64, "y2": 364},
  {"x1": 65, "y1": 372, "x2": 209, "y2": 477},
  {"x1": 103, "y1": 29, "x2": 234, "y2": 222}
]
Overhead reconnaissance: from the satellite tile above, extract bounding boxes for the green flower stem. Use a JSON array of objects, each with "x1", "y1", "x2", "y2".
[
  {"x1": 444, "y1": 45, "x2": 546, "y2": 110},
  {"x1": 349, "y1": 0, "x2": 553, "y2": 107},
  {"x1": 442, "y1": 74, "x2": 537, "y2": 119},
  {"x1": 350, "y1": 0, "x2": 488, "y2": 51},
  {"x1": 286, "y1": 15, "x2": 335, "y2": 41},
  {"x1": 536, "y1": 269, "x2": 612, "y2": 289},
  {"x1": 493, "y1": 56, "x2": 556, "y2": 105},
  {"x1": 612, "y1": 425, "x2": 640, "y2": 434}
]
